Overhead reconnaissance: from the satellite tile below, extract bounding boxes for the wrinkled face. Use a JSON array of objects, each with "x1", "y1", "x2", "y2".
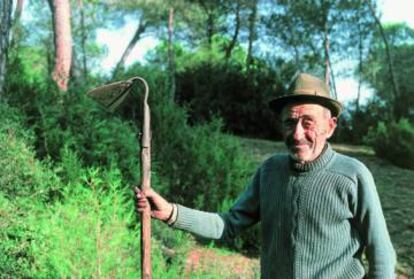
[{"x1": 281, "y1": 103, "x2": 337, "y2": 163}]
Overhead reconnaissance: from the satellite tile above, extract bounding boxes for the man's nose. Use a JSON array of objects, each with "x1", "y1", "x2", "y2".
[{"x1": 293, "y1": 121, "x2": 305, "y2": 140}]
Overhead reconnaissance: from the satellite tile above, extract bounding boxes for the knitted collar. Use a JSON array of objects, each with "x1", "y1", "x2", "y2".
[{"x1": 289, "y1": 143, "x2": 334, "y2": 173}]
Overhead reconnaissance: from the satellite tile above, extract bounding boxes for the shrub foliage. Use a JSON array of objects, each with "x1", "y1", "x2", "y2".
[
  {"x1": 1, "y1": 57, "x2": 261, "y2": 277},
  {"x1": 365, "y1": 118, "x2": 414, "y2": 169}
]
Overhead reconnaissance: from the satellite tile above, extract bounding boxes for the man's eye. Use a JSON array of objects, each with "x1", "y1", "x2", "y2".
[{"x1": 302, "y1": 119, "x2": 314, "y2": 128}]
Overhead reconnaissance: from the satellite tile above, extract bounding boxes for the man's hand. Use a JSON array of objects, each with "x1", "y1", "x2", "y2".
[{"x1": 135, "y1": 187, "x2": 174, "y2": 222}]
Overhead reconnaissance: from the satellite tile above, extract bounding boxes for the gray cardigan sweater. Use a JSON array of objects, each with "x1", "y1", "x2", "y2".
[{"x1": 173, "y1": 144, "x2": 396, "y2": 278}]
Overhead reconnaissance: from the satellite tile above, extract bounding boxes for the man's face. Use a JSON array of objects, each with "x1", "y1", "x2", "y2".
[{"x1": 281, "y1": 103, "x2": 337, "y2": 163}]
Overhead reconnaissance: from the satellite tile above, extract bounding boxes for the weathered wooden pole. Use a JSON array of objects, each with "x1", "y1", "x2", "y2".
[
  {"x1": 86, "y1": 76, "x2": 152, "y2": 279},
  {"x1": 137, "y1": 77, "x2": 152, "y2": 279}
]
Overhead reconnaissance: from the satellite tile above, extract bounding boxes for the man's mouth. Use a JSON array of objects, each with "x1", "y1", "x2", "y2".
[
  {"x1": 293, "y1": 144, "x2": 308, "y2": 149},
  {"x1": 286, "y1": 137, "x2": 311, "y2": 150}
]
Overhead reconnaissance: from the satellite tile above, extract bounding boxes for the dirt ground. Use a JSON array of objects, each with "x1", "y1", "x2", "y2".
[{"x1": 184, "y1": 245, "x2": 260, "y2": 278}]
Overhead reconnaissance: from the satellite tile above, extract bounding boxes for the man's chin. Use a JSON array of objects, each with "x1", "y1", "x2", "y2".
[{"x1": 289, "y1": 152, "x2": 310, "y2": 163}]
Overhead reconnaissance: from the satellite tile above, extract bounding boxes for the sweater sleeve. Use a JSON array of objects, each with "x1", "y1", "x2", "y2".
[
  {"x1": 172, "y1": 167, "x2": 261, "y2": 240},
  {"x1": 172, "y1": 205, "x2": 225, "y2": 239},
  {"x1": 354, "y1": 163, "x2": 396, "y2": 279}
]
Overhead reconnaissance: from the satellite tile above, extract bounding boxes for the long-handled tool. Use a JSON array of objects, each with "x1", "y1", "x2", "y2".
[{"x1": 87, "y1": 76, "x2": 152, "y2": 279}]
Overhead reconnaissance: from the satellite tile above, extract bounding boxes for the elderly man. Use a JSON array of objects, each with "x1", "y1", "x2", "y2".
[{"x1": 136, "y1": 73, "x2": 396, "y2": 278}]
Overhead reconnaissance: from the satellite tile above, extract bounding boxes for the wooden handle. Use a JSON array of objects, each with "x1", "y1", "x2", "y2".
[{"x1": 139, "y1": 77, "x2": 151, "y2": 279}]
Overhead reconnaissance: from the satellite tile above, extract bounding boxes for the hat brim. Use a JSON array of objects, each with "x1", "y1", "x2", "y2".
[{"x1": 269, "y1": 94, "x2": 343, "y2": 117}]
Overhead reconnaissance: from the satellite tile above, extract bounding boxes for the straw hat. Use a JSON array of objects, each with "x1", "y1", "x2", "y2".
[{"x1": 269, "y1": 73, "x2": 343, "y2": 117}]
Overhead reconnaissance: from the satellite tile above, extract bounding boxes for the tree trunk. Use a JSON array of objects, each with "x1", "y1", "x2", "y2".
[
  {"x1": 292, "y1": 40, "x2": 301, "y2": 71},
  {"x1": 356, "y1": 14, "x2": 363, "y2": 113},
  {"x1": 49, "y1": 0, "x2": 73, "y2": 92},
  {"x1": 328, "y1": 56, "x2": 338, "y2": 100},
  {"x1": 0, "y1": 0, "x2": 13, "y2": 97},
  {"x1": 168, "y1": 7, "x2": 176, "y2": 101},
  {"x1": 246, "y1": 0, "x2": 257, "y2": 75},
  {"x1": 365, "y1": 0, "x2": 399, "y2": 117},
  {"x1": 324, "y1": 20, "x2": 330, "y2": 88},
  {"x1": 224, "y1": 1, "x2": 241, "y2": 63},
  {"x1": 13, "y1": 0, "x2": 24, "y2": 25},
  {"x1": 112, "y1": 20, "x2": 146, "y2": 79},
  {"x1": 10, "y1": 0, "x2": 24, "y2": 48},
  {"x1": 78, "y1": 0, "x2": 87, "y2": 78}
]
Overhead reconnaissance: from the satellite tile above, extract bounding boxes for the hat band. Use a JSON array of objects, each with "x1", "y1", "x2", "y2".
[{"x1": 293, "y1": 88, "x2": 328, "y2": 96}]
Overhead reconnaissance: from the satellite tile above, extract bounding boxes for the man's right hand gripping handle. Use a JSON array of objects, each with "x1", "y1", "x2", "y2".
[{"x1": 135, "y1": 187, "x2": 177, "y2": 225}]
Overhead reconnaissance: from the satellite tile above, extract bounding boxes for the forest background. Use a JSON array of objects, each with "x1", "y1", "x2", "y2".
[{"x1": 0, "y1": 0, "x2": 413, "y2": 278}]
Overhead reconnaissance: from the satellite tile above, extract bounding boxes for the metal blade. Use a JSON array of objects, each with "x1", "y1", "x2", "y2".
[{"x1": 87, "y1": 79, "x2": 135, "y2": 112}]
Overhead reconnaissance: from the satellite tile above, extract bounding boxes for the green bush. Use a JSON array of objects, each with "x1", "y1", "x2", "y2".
[
  {"x1": 365, "y1": 118, "x2": 414, "y2": 169},
  {"x1": 164, "y1": 119, "x2": 255, "y2": 211},
  {"x1": 5, "y1": 78, "x2": 141, "y2": 185},
  {"x1": 334, "y1": 100, "x2": 389, "y2": 144},
  {"x1": 0, "y1": 103, "x2": 61, "y2": 200},
  {"x1": 0, "y1": 126, "x2": 231, "y2": 277},
  {"x1": 175, "y1": 60, "x2": 290, "y2": 139},
  {"x1": 5, "y1": 56, "x2": 141, "y2": 184},
  {"x1": 0, "y1": 194, "x2": 35, "y2": 278},
  {"x1": 0, "y1": 102, "x2": 33, "y2": 143},
  {"x1": 28, "y1": 166, "x2": 194, "y2": 278},
  {"x1": 29, "y1": 167, "x2": 140, "y2": 277},
  {"x1": 0, "y1": 103, "x2": 61, "y2": 277}
]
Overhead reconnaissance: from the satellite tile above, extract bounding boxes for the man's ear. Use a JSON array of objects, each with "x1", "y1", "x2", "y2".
[{"x1": 326, "y1": 117, "x2": 338, "y2": 139}]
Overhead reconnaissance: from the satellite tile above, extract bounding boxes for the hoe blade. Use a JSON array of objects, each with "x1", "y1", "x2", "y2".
[{"x1": 87, "y1": 79, "x2": 134, "y2": 112}]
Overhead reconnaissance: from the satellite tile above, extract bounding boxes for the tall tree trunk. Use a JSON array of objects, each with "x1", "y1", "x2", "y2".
[
  {"x1": 10, "y1": 0, "x2": 24, "y2": 48},
  {"x1": 328, "y1": 56, "x2": 338, "y2": 100},
  {"x1": 0, "y1": 0, "x2": 13, "y2": 97},
  {"x1": 44, "y1": 1, "x2": 55, "y2": 91},
  {"x1": 112, "y1": 20, "x2": 146, "y2": 79},
  {"x1": 78, "y1": 0, "x2": 87, "y2": 78},
  {"x1": 49, "y1": 0, "x2": 73, "y2": 92},
  {"x1": 168, "y1": 7, "x2": 176, "y2": 101},
  {"x1": 322, "y1": 9, "x2": 339, "y2": 100},
  {"x1": 365, "y1": 0, "x2": 399, "y2": 118},
  {"x1": 13, "y1": 0, "x2": 24, "y2": 25},
  {"x1": 224, "y1": 1, "x2": 241, "y2": 64},
  {"x1": 356, "y1": 13, "x2": 363, "y2": 113},
  {"x1": 246, "y1": 0, "x2": 257, "y2": 75},
  {"x1": 324, "y1": 20, "x2": 330, "y2": 88}
]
